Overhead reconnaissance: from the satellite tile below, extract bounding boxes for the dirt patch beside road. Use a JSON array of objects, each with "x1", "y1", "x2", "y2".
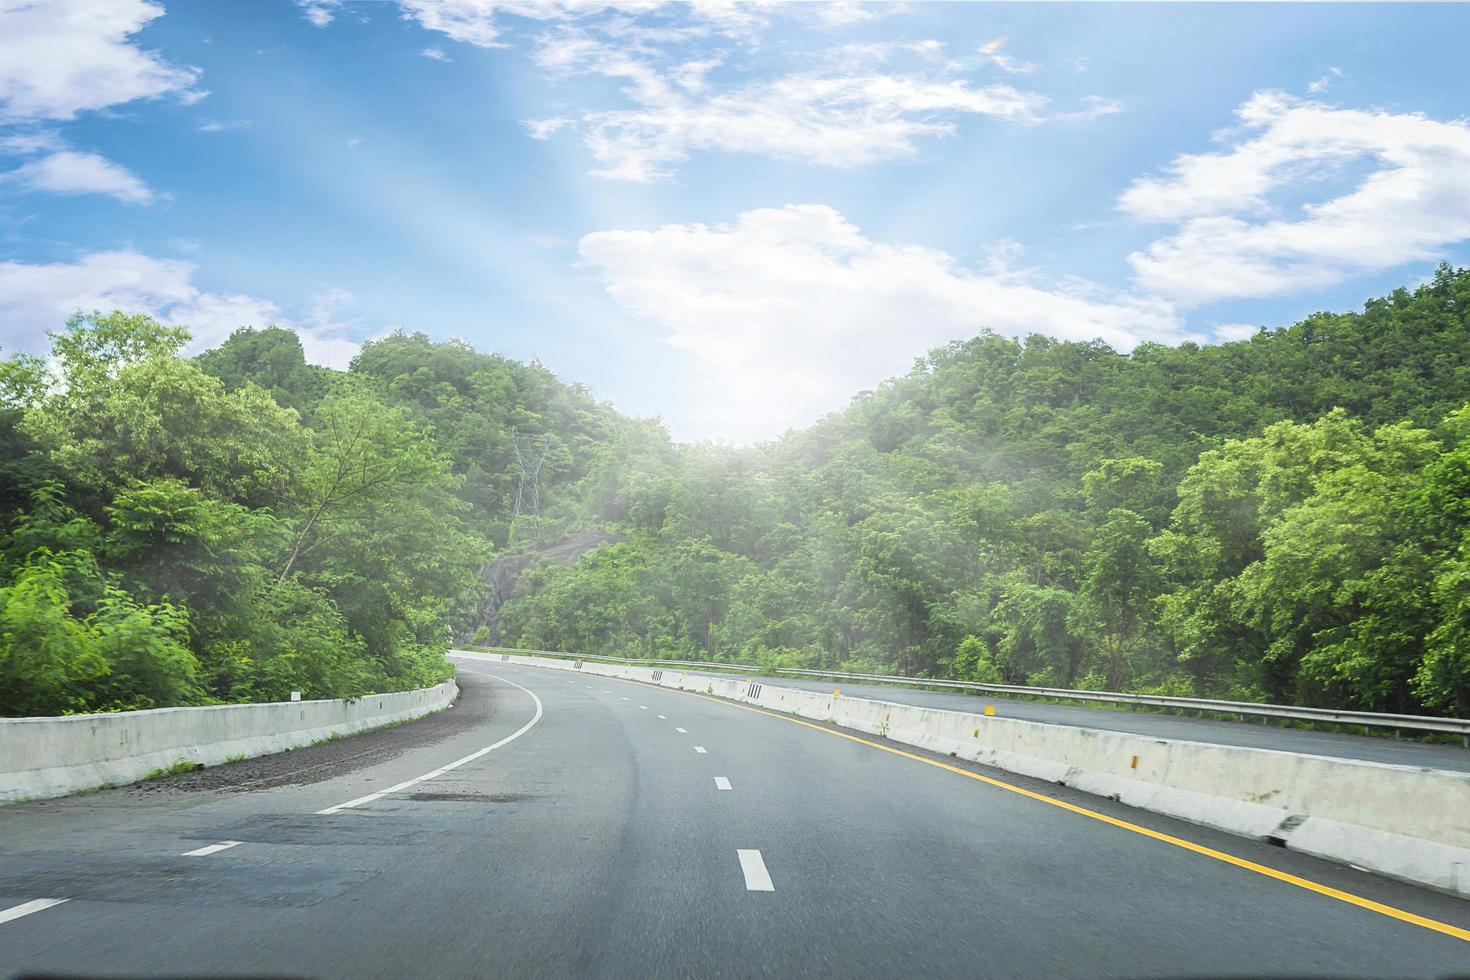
[{"x1": 123, "y1": 670, "x2": 502, "y2": 796}]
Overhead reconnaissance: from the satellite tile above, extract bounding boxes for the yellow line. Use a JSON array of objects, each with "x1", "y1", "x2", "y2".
[{"x1": 630, "y1": 672, "x2": 1470, "y2": 945}]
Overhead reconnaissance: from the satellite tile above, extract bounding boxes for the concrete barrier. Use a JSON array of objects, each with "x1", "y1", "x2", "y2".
[
  {"x1": 453, "y1": 650, "x2": 1470, "y2": 899},
  {"x1": 1, "y1": 680, "x2": 459, "y2": 803}
]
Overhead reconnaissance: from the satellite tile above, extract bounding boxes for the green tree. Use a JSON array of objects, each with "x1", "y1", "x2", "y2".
[
  {"x1": 276, "y1": 388, "x2": 451, "y2": 581},
  {"x1": 196, "y1": 325, "x2": 324, "y2": 411},
  {"x1": 1083, "y1": 509, "x2": 1159, "y2": 690},
  {"x1": 26, "y1": 341, "x2": 305, "y2": 508}
]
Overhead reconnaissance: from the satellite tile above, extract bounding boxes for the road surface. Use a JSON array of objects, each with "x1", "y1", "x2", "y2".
[{"x1": 2, "y1": 662, "x2": 1468, "y2": 978}]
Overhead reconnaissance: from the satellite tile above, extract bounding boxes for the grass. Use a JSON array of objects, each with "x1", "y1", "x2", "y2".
[{"x1": 143, "y1": 758, "x2": 203, "y2": 780}]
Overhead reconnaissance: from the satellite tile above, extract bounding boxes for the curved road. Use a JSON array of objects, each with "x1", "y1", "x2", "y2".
[{"x1": 2, "y1": 663, "x2": 1468, "y2": 977}]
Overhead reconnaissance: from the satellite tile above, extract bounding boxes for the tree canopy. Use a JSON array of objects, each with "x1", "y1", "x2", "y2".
[
  {"x1": 495, "y1": 264, "x2": 1470, "y2": 716},
  {"x1": 6, "y1": 266, "x2": 1470, "y2": 717}
]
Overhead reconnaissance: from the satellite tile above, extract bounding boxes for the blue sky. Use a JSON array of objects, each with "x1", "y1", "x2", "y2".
[{"x1": 3, "y1": 1, "x2": 1470, "y2": 442}]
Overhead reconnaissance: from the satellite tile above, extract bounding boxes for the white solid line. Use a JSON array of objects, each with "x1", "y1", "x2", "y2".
[
  {"x1": 317, "y1": 669, "x2": 544, "y2": 814},
  {"x1": 676, "y1": 727, "x2": 687, "y2": 734},
  {"x1": 715, "y1": 776, "x2": 732, "y2": 790},
  {"x1": 694, "y1": 746, "x2": 708, "y2": 754},
  {"x1": 183, "y1": 841, "x2": 242, "y2": 857},
  {"x1": 737, "y1": 850, "x2": 774, "y2": 892},
  {"x1": 0, "y1": 899, "x2": 69, "y2": 925}
]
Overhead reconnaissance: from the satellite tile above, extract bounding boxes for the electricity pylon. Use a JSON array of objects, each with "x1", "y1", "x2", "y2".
[{"x1": 509, "y1": 427, "x2": 551, "y2": 544}]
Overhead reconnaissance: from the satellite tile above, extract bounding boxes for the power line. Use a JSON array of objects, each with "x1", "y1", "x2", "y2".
[{"x1": 509, "y1": 427, "x2": 551, "y2": 544}]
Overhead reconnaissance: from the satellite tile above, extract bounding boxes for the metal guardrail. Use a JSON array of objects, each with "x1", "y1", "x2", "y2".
[
  {"x1": 454, "y1": 647, "x2": 1470, "y2": 740},
  {"x1": 766, "y1": 667, "x2": 1470, "y2": 739},
  {"x1": 455, "y1": 647, "x2": 762, "y2": 674}
]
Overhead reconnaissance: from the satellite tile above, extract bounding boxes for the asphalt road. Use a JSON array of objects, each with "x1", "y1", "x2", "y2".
[
  {"x1": 675, "y1": 668, "x2": 1470, "y2": 772},
  {"x1": 3, "y1": 662, "x2": 1469, "y2": 978}
]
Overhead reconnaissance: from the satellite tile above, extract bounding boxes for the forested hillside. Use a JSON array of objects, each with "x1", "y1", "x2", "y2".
[
  {"x1": 5, "y1": 267, "x2": 1470, "y2": 717},
  {"x1": 0, "y1": 315, "x2": 656, "y2": 715},
  {"x1": 496, "y1": 264, "x2": 1470, "y2": 717}
]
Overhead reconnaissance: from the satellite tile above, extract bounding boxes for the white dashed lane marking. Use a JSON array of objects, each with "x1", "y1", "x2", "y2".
[
  {"x1": 0, "y1": 899, "x2": 69, "y2": 925},
  {"x1": 657, "y1": 714, "x2": 667, "y2": 719},
  {"x1": 676, "y1": 728, "x2": 687, "y2": 734},
  {"x1": 738, "y1": 850, "x2": 774, "y2": 892},
  {"x1": 694, "y1": 746, "x2": 708, "y2": 754},
  {"x1": 183, "y1": 841, "x2": 241, "y2": 857},
  {"x1": 715, "y1": 777, "x2": 732, "y2": 790}
]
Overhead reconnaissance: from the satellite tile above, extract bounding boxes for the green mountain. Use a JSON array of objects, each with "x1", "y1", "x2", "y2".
[
  {"x1": 495, "y1": 264, "x2": 1470, "y2": 716},
  {"x1": 4, "y1": 266, "x2": 1470, "y2": 717}
]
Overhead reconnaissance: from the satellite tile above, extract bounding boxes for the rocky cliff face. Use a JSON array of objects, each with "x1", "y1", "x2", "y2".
[{"x1": 461, "y1": 531, "x2": 625, "y2": 643}]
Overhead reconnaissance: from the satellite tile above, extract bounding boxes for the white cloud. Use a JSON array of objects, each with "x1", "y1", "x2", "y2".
[
  {"x1": 390, "y1": 1, "x2": 775, "y2": 52},
  {"x1": 394, "y1": 0, "x2": 659, "y2": 49},
  {"x1": 1307, "y1": 67, "x2": 1341, "y2": 95},
  {"x1": 0, "y1": 130, "x2": 65, "y2": 154},
  {"x1": 1213, "y1": 322, "x2": 1261, "y2": 342},
  {"x1": 1121, "y1": 91, "x2": 1470, "y2": 306},
  {"x1": 669, "y1": 56, "x2": 721, "y2": 92},
  {"x1": 421, "y1": 46, "x2": 452, "y2": 61},
  {"x1": 387, "y1": 5, "x2": 1072, "y2": 180},
  {"x1": 0, "y1": 0, "x2": 202, "y2": 122},
  {"x1": 540, "y1": 33, "x2": 1046, "y2": 181},
  {"x1": 979, "y1": 36, "x2": 1036, "y2": 76},
  {"x1": 197, "y1": 118, "x2": 250, "y2": 133},
  {"x1": 299, "y1": 287, "x2": 366, "y2": 367},
  {"x1": 1056, "y1": 95, "x2": 1123, "y2": 123},
  {"x1": 586, "y1": 72, "x2": 1044, "y2": 181},
  {"x1": 579, "y1": 204, "x2": 1184, "y2": 441},
  {"x1": 812, "y1": 1, "x2": 875, "y2": 27},
  {"x1": 823, "y1": 40, "x2": 944, "y2": 70},
  {"x1": 298, "y1": 1, "x2": 341, "y2": 27},
  {"x1": 0, "y1": 250, "x2": 361, "y2": 369},
  {"x1": 297, "y1": 332, "x2": 361, "y2": 370},
  {"x1": 679, "y1": 0, "x2": 772, "y2": 37},
  {"x1": 524, "y1": 115, "x2": 572, "y2": 139},
  {"x1": 397, "y1": 0, "x2": 510, "y2": 47},
  {"x1": 2, "y1": 149, "x2": 155, "y2": 203}
]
